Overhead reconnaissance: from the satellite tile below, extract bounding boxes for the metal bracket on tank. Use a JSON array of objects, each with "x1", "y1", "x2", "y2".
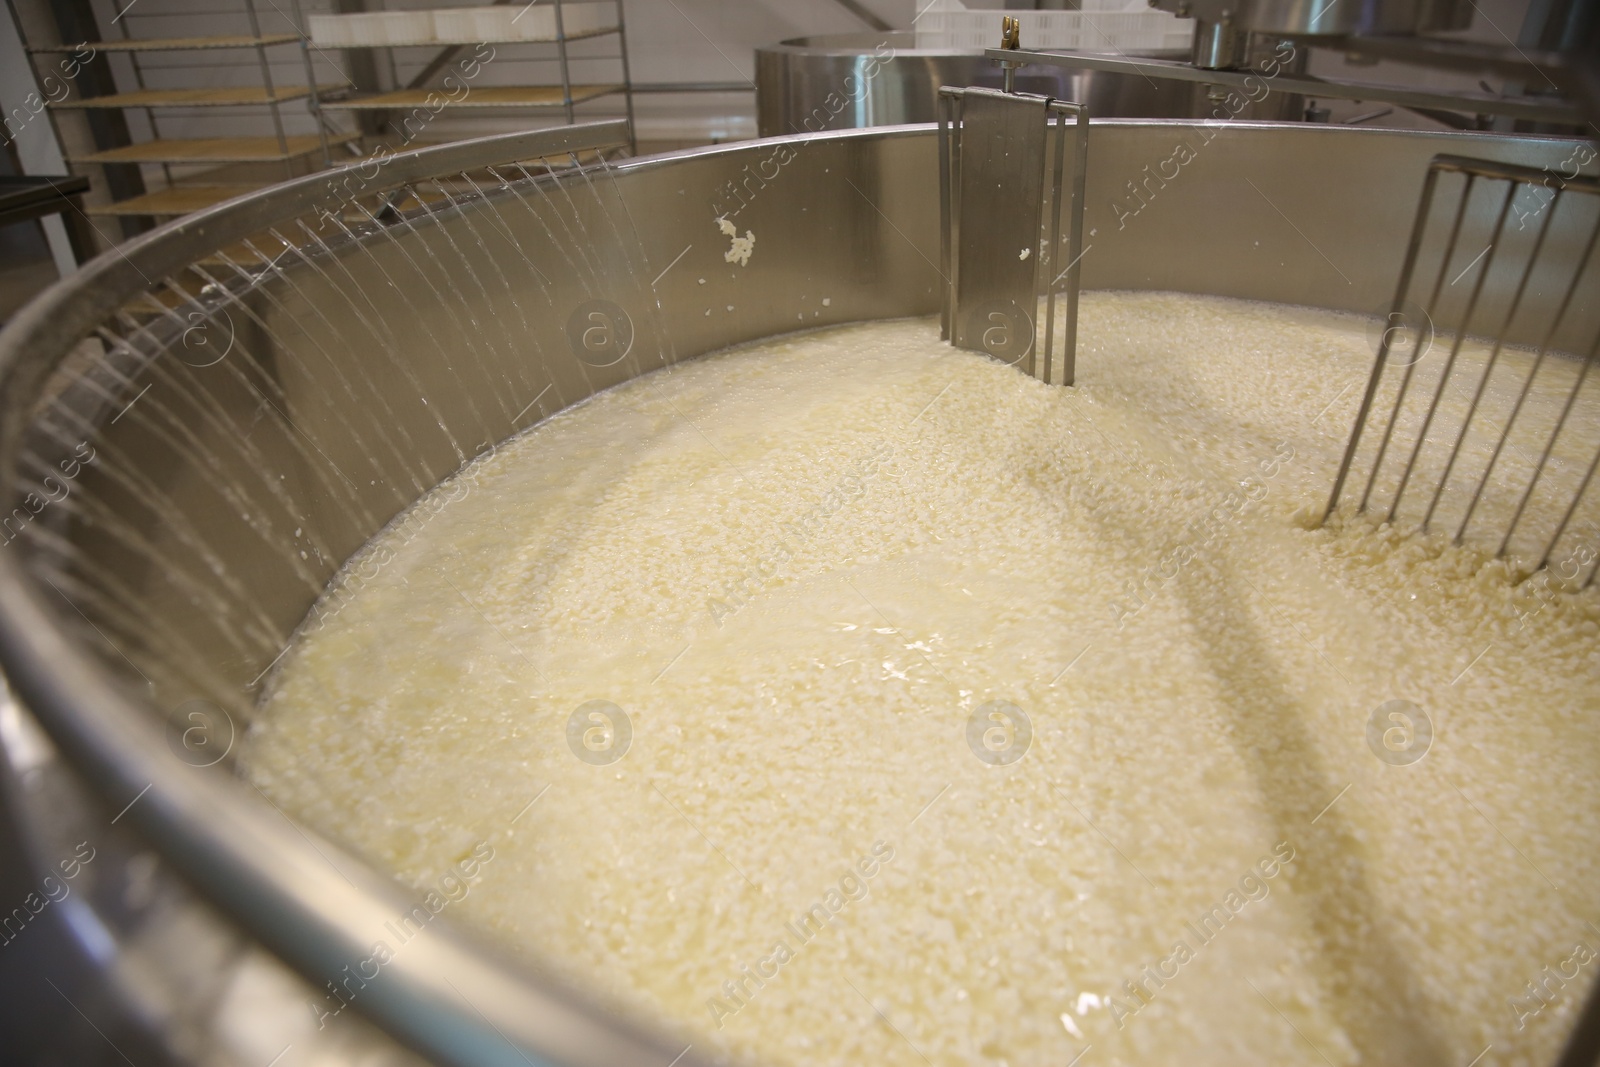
[{"x1": 937, "y1": 83, "x2": 1089, "y2": 386}]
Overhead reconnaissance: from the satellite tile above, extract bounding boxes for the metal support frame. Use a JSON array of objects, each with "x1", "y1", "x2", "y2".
[
  {"x1": 339, "y1": 0, "x2": 636, "y2": 154},
  {"x1": 40, "y1": 0, "x2": 148, "y2": 239},
  {"x1": 614, "y1": 0, "x2": 636, "y2": 152},
  {"x1": 241, "y1": 0, "x2": 293, "y2": 179},
  {"x1": 938, "y1": 85, "x2": 1088, "y2": 386},
  {"x1": 287, "y1": 0, "x2": 331, "y2": 167},
  {"x1": 403, "y1": 0, "x2": 514, "y2": 91},
  {"x1": 105, "y1": 12, "x2": 173, "y2": 188},
  {"x1": 553, "y1": 0, "x2": 575, "y2": 125}
]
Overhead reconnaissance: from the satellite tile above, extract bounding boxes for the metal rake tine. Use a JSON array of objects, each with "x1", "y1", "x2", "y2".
[
  {"x1": 1325, "y1": 165, "x2": 1441, "y2": 523},
  {"x1": 1388, "y1": 180, "x2": 1518, "y2": 527},
  {"x1": 1477, "y1": 207, "x2": 1600, "y2": 554},
  {"x1": 1431, "y1": 185, "x2": 1565, "y2": 538},
  {"x1": 1356, "y1": 170, "x2": 1471, "y2": 517},
  {"x1": 1536, "y1": 329, "x2": 1600, "y2": 572}
]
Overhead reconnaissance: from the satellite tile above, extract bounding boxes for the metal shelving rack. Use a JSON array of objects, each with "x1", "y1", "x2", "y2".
[
  {"x1": 311, "y1": 0, "x2": 636, "y2": 154},
  {"x1": 28, "y1": 0, "x2": 340, "y2": 220}
]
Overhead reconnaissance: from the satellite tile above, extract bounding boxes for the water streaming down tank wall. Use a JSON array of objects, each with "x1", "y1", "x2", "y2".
[{"x1": 0, "y1": 120, "x2": 1597, "y2": 1065}]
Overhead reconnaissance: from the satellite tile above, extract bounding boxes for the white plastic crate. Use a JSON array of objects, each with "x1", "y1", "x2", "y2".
[
  {"x1": 913, "y1": 0, "x2": 1192, "y2": 54},
  {"x1": 310, "y1": 11, "x2": 436, "y2": 48},
  {"x1": 433, "y1": 3, "x2": 616, "y2": 44}
]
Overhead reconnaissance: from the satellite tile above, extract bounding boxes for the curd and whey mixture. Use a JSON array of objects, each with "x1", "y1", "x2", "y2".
[{"x1": 245, "y1": 292, "x2": 1600, "y2": 1067}]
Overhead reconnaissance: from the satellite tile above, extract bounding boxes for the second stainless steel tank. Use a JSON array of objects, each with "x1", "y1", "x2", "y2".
[{"x1": 755, "y1": 31, "x2": 1300, "y2": 137}]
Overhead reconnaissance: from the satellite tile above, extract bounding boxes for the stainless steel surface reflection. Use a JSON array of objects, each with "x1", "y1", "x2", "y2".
[
  {"x1": 0, "y1": 119, "x2": 1594, "y2": 1066},
  {"x1": 754, "y1": 32, "x2": 1298, "y2": 137},
  {"x1": 0, "y1": 686, "x2": 426, "y2": 1066}
]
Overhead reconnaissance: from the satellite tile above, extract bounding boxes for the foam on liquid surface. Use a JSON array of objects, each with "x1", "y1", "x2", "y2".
[{"x1": 246, "y1": 292, "x2": 1600, "y2": 1067}]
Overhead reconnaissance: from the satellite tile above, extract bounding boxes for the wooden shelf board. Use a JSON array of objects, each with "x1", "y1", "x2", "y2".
[
  {"x1": 52, "y1": 86, "x2": 312, "y2": 109},
  {"x1": 320, "y1": 84, "x2": 622, "y2": 110},
  {"x1": 319, "y1": 25, "x2": 617, "y2": 49},
  {"x1": 72, "y1": 134, "x2": 352, "y2": 164},
  {"x1": 87, "y1": 184, "x2": 261, "y2": 217},
  {"x1": 30, "y1": 34, "x2": 302, "y2": 53}
]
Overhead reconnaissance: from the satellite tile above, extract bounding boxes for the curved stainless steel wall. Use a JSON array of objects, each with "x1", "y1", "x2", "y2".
[{"x1": 0, "y1": 120, "x2": 1595, "y2": 1066}]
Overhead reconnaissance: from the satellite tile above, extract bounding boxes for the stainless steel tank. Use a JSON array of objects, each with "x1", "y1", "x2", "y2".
[
  {"x1": 0, "y1": 118, "x2": 1594, "y2": 1066},
  {"x1": 754, "y1": 32, "x2": 1300, "y2": 137}
]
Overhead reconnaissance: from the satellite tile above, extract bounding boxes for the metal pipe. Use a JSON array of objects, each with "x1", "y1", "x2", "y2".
[
  {"x1": 937, "y1": 90, "x2": 954, "y2": 342},
  {"x1": 553, "y1": 0, "x2": 575, "y2": 126},
  {"x1": 1059, "y1": 100, "x2": 1087, "y2": 387},
  {"x1": 983, "y1": 48, "x2": 1583, "y2": 124},
  {"x1": 1042, "y1": 102, "x2": 1067, "y2": 385},
  {"x1": 241, "y1": 0, "x2": 293, "y2": 179},
  {"x1": 288, "y1": 0, "x2": 332, "y2": 168}
]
